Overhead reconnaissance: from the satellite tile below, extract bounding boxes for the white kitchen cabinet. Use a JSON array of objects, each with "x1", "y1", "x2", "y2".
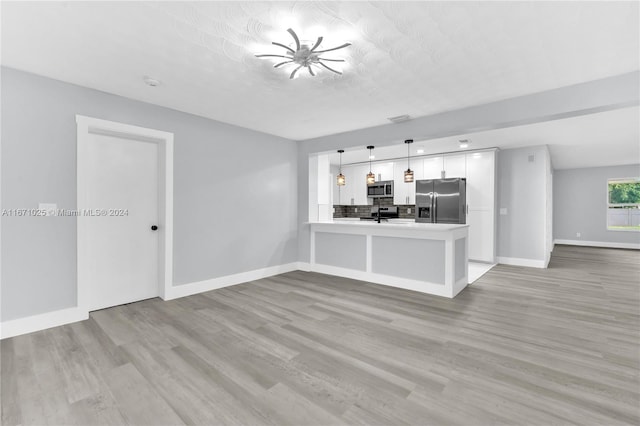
[
  {"x1": 353, "y1": 164, "x2": 370, "y2": 204},
  {"x1": 443, "y1": 154, "x2": 466, "y2": 178},
  {"x1": 371, "y1": 162, "x2": 394, "y2": 181},
  {"x1": 340, "y1": 166, "x2": 354, "y2": 205},
  {"x1": 341, "y1": 164, "x2": 369, "y2": 205},
  {"x1": 465, "y1": 150, "x2": 496, "y2": 262},
  {"x1": 394, "y1": 158, "x2": 423, "y2": 205},
  {"x1": 332, "y1": 148, "x2": 495, "y2": 261},
  {"x1": 466, "y1": 151, "x2": 495, "y2": 210},
  {"x1": 467, "y1": 210, "x2": 494, "y2": 262},
  {"x1": 423, "y1": 156, "x2": 443, "y2": 179}
]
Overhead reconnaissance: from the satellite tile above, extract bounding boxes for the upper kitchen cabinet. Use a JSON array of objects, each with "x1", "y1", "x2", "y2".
[
  {"x1": 339, "y1": 165, "x2": 354, "y2": 205},
  {"x1": 371, "y1": 162, "x2": 394, "y2": 182},
  {"x1": 423, "y1": 156, "x2": 443, "y2": 179},
  {"x1": 340, "y1": 164, "x2": 369, "y2": 205},
  {"x1": 443, "y1": 154, "x2": 467, "y2": 178},
  {"x1": 394, "y1": 158, "x2": 424, "y2": 205},
  {"x1": 466, "y1": 151, "x2": 496, "y2": 210}
]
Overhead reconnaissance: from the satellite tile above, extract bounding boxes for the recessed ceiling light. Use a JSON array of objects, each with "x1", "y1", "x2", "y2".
[
  {"x1": 417, "y1": 149, "x2": 424, "y2": 154},
  {"x1": 387, "y1": 114, "x2": 411, "y2": 124},
  {"x1": 143, "y1": 76, "x2": 161, "y2": 87},
  {"x1": 459, "y1": 139, "x2": 470, "y2": 149}
]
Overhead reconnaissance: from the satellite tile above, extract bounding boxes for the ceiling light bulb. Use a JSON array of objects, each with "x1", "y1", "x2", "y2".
[
  {"x1": 417, "y1": 149, "x2": 424, "y2": 154},
  {"x1": 369, "y1": 155, "x2": 375, "y2": 160}
]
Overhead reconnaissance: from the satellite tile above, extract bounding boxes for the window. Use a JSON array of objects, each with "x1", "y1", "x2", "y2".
[{"x1": 607, "y1": 178, "x2": 640, "y2": 231}]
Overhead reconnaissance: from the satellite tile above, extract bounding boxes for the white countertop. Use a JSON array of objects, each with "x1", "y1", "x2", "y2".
[{"x1": 309, "y1": 219, "x2": 468, "y2": 232}]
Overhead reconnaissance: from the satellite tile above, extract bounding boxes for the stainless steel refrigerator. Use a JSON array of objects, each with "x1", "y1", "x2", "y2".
[{"x1": 415, "y1": 178, "x2": 466, "y2": 224}]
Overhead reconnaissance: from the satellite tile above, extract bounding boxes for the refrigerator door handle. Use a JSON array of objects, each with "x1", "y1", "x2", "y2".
[{"x1": 433, "y1": 192, "x2": 438, "y2": 223}]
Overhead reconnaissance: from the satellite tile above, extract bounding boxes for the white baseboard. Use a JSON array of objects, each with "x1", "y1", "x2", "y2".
[
  {"x1": 1, "y1": 307, "x2": 89, "y2": 340},
  {"x1": 553, "y1": 239, "x2": 640, "y2": 250},
  {"x1": 296, "y1": 261, "x2": 312, "y2": 271},
  {"x1": 308, "y1": 263, "x2": 461, "y2": 298},
  {"x1": 165, "y1": 262, "x2": 300, "y2": 300},
  {"x1": 2, "y1": 263, "x2": 302, "y2": 339},
  {"x1": 496, "y1": 256, "x2": 547, "y2": 268}
]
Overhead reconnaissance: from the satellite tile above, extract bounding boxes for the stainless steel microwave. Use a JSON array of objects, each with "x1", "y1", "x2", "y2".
[{"x1": 367, "y1": 180, "x2": 394, "y2": 198}]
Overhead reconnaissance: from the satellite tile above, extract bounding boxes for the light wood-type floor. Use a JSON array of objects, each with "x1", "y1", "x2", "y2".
[{"x1": 2, "y1": 245, "x2": 639, "y2": 425}]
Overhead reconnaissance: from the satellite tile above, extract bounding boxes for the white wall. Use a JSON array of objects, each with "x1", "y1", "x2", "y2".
[
  {"x1": 545, "y1": 148, "x2": 554, "y2": 266},
  {"x1": 1, "y1": 67, "x2": 298, "y2": 322},
  {"x1": 496, "y1": 146, "x2": 551, "y2": 267},
  {"x1": 554, "y1": 164, "x2": 640, "y2": 248}
]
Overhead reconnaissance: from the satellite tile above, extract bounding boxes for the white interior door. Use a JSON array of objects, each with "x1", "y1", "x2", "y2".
[{"x1": 86, "y1": 132, "x2": 159, "y2": 311}]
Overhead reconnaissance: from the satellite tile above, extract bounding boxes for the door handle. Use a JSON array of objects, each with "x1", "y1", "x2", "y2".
[
  {"x1": 433, "y1": 193, "x2": 437, "y2": 223},
  {"x1": 151, "y1": 225, "x2": 158, "y2": 231}
]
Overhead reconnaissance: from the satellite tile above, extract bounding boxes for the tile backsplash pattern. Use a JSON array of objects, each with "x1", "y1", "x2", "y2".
[{"x1": 333, "y1": 197, "x2": 415, "y2": 219}]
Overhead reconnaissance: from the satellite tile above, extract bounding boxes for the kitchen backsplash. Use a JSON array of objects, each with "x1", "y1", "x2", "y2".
[{"x1": 333, "y1": 197, "x2": 415, "y2": 219}]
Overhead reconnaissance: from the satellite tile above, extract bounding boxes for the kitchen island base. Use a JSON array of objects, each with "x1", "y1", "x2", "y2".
[{"x1": 308, "y1": 221, "x2": 469, "y2": 298}]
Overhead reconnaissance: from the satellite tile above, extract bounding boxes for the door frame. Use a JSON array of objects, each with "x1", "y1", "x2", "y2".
[{"x1": 76, "y1": 115, "x2": 174, "y2": 312}]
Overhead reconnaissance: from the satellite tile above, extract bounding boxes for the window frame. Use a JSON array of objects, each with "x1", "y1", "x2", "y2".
[{"x1": 606, "y1": 177, "x2": 640, "y2": 232}]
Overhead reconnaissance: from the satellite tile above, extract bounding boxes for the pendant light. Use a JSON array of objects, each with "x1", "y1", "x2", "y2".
[
  {"x1": 366, "y1": 145, "x2": 375, "y2": 184},
  {"x1": 404, "y1": 139, "x2": 414, "y2": 183},
  {"x1": 337, "y1": 149, "x2": 346, "y2": 186}
]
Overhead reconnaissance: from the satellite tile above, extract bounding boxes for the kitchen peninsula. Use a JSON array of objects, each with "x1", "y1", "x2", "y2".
[{"x1": 308, "y1": 220, "x2": 469, "y2": 298}]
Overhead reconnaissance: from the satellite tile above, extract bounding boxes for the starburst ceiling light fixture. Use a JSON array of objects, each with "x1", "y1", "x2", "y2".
[{"x1": 255, "y1": 28, "x2": 351, "y2": 79}]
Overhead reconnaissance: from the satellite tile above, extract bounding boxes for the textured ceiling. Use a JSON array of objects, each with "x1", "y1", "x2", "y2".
[
  {"x1": 328, "y1": 106, "x2": 640, "y2": 170},
  {"x1": 1, "y1": 1, "x2": 639, "y2": 140}
]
